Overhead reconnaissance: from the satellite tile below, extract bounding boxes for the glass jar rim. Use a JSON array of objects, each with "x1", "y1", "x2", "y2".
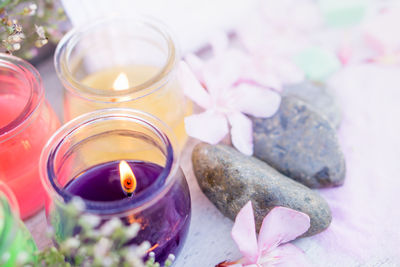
[
  {"x1": 0, "y1": 54, "x2": 44, "y2": 143},
  {"x1": 0, "y1": 181, "x2": 20, "y2": 218},
  {"x1": 54, "y1": 15, "x2": 179, "y2": 103},
  {"x1": 39, "y1": 108, "x2": 181, "y2": 215}
]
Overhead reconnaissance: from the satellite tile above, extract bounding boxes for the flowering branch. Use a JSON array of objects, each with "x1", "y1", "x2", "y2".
[
  {"x1": 0, "y1": 0, "x2": 66, "y2": 58},
  {"x1": 15, "y1": 198, "x2": 174, "y2": 267}
]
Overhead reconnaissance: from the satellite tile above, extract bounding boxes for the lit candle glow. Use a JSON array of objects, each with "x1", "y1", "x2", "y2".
[
  {"x1": 112, "y1": 73, "x2": 129, "y2": 91},
  {"x1": 119, "y1": 160, "x2": 137, "y2": 196}
]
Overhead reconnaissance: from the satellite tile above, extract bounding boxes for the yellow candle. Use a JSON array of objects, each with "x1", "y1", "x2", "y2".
[
  {"x1": 55, "y1": 17, "x2": 192, "y2": 150},
  {"x1": 65, "y1": 65, "x2": 191, "y2": 147}
]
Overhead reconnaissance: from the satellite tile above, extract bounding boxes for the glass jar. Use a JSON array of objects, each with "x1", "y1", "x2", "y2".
[
  {"x1": 39, "y1": 108, "x2": 191, "y2": 262},
  {"x1": 0, "y1": 182, "x2": 37, "y2": 267},
  {"x1": 54, "y1": 16, "x2": 192, "y2": 148},
  {"x1": 0, "y1": 54, "x2": 60, "y2": 219}
]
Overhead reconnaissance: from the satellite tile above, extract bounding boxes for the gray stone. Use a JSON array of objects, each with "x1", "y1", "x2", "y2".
[
  {"x1": 253, "y1": 96, "x2": 346, "y2": 188},
  {"x1": 283, "y1": 81, "x2": 342, "y2": 129},
  {"x1": 192, "y1": 143, "x2": 332, "y2": 237}
]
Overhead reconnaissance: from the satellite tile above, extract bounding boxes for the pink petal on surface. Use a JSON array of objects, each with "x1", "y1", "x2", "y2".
[
  {"x1": 185, "y1": 54, "x2": 206, "y2": 84},
  {"x1": 228, "y1": 84, "x2": 281, "y2": 118},
  {"x1": 203, "y1": 49, "x2": 249, "y2": 96},
  {"x1": 363, "y1": 7, "x2": 400, "y2": 53},
  {"x1": 260, "y1": 243, "x2": 309, "y2": 267},
  {"x1": 231, "y1": 201, "x2": 259, "y2": 264},
  {"x1": 184, "y1": 111, "x2": 228, "y2": 144},
  {"x1": 178, "y1": 61, "x2": 211, "y2": 109},
  {"x1": 272, "y1": 58, "x2": 305, "y2": 84},
  {"x1": 227, "y1": 112, "x2": 253, "y2": 156},
  {"x1": 257, "y1": 207, "x2": 310, "y2": 254},
  {"x1": 245, "y1": 68, "x2": 283, "y2": 91},
  {"x1": 337, "y1": 45, "x2": 353, "y2": 65}
]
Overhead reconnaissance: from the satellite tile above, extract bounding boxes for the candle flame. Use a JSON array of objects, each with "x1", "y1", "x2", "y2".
[
  {"x1": 113, "y1": 73, "x2": 129, "y2": 91},
  {"x1": 119, "y1": 160, "x2": 137, "y2": 196}
]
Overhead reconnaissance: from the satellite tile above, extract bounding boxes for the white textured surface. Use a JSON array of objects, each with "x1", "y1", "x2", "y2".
[
  {"x1": 25, "y1": 1, "x2": 400, "y2": 265},
  {"x1": 29, "y1": 58, "x2": 400, "y2": 267}
]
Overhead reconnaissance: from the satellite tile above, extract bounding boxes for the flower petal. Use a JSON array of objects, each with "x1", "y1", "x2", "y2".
[
  {"x1": 273, "y1": 58, "x2": 305, "y2": 84},
  {"x1": 203, "y1": 49, "x2": 247, "y2": 96},
  {"x1": 259, "y1": 243, "x2": 309, "y2": 267},
  {"x1": 228, "y1": 84, "x2": 281, "y2": 118},
  {"x1": 184, "y1": 111, "x2": 228, "y2": 144},
  {"x1": 178, "y1": 61, "x2": 211, "y2": 109},
  {"x1": 257, "y1": 207, "x2": 310, "y2": 254},
  {"x1": 185, "y1": 54, "x2": 205, "y2": 84},
  {"x1": 246, "y1": 71, "x2": 283, "y2": 91},
  {"x1": 227, "y1": 112, "x2": 253, "y2": 156},
  {"x1": 231, "y1": 201, "x2": 259, "y2": 264}
]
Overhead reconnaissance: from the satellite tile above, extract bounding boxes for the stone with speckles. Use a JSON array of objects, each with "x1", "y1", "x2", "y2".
[
  {"x1": 192, "y1": 143, "x2": 332, "y2": 237},
  {"x1": 253, "y1": 96, "x2": 346, "y2": 188},
  {"x1": 282, "y1": 81, "x2": 342, "y2": 129}
]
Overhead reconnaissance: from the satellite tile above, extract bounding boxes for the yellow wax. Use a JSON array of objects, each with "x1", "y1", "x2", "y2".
[
  {"x1": 63, "y1": 65, "x2": 191, "y2": 163},
  {"x1": 81, "y1": 65, "x2": 158, "y2": 91}
]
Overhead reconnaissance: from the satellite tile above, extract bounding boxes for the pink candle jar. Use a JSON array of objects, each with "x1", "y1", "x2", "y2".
[{"x1": 0, "y1": 54, "x2": 60, "y2": 219}]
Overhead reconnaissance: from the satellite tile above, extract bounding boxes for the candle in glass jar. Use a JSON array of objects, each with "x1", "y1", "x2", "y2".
[
  {"x1": 80, "y1": 66, "x2": 157, "y2": 92},
  {"x1": 55, "y1": 17, "x2": 192, "y2": 148},
  {"x1": 64, "y1": 160, "x2": 189, "y2": 261},
  {"x1": 40, "y1": 109, "x2": 191, "y2": 263},
  {"x1": 64, "y1": 160, "x2": 162, "y2": 201},
  {"x1": 0, "y1": 54, "x2": 60, "y2": 219}
]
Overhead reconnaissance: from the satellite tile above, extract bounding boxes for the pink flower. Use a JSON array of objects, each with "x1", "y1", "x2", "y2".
[
  {"x1": 221, "y1": 201, "x2": 310, "y2": 267},
  {"x1": 333, "y1": 6, "x2": 400, "y2": 66},
  {"x1": 236, "y1": 0, "x2": 322, "y2": 88},
  {"x1": 179, "y1": 35, "x2": 281, "y2": 155},
  {"x1": 362, "y1": 7, "x2": 400, "y2": 65}
]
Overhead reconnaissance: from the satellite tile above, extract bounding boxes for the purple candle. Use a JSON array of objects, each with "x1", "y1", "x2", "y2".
[
  {"x1": 40, "y1": 109, "x2": 192, "y2": 264},
  {"x1": 63, "y1": 160, "x2": 190, "y2": 261},
  {"x1": 64, "y1": 161, "x2": 163, "y2": 201}
]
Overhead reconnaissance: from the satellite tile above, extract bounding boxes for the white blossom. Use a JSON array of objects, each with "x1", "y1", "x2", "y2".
[
  {"x1": 63, "y1": 237, "x2": 80, "y2": 250},
  {"x1": 93, "y1": 237, "x2": 112, "y2": 258},
  {"x1": 70, "y1": 197, "x2": 85, "y2": 212},
  {"x1": 79, "y1": 213, "x2": 101, "y2": 228},
  {"x1": 16, "y1": 251, "x2": 28, "y2": 265},
  {"x1": 125, "y1": 223, "x2": 140, "y2": 239},
  {"x1": 100, "y1": 217, "x2": 122, "y2": 237}
]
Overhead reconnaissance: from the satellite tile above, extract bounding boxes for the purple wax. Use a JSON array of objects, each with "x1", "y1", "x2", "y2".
[
  {"x1": 64, "y1": 160, "x2": 191, "y2": 263},
  {"x1": 64, "y1": 161, "x2": 162, "y2": 201}
]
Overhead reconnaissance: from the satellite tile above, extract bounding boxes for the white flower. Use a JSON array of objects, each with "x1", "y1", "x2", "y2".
[
  {"x1": 93, "y1": 237, "x2": 112, "y2": 258},
  {"x1": 63, "y1": 237, "x2": 80, "y2": 250},
  {"x1": 125, "y1": 223, "x2": 140, "y2": 239},
  {"x1": 35, "y1": 25, "x2": 46, "y2": 39},
  {"x1": 79, "y1": 213, "x2": 101, "y2": 228},
  {"x1": 1, "y1": 252, "x2": 10, "y2": 264},
  {"x1": 16, "y1": 251, "x2": 28, "y2": 265},
  {"x1": 70, "y1": 197, "x2": 85, "y2": 212},
  {"x1": 125, "y1": 242, "x2": 150, "y2": 267},
  {"x1": 100, "y1": 218, "x2": 122, "y2": 237}
]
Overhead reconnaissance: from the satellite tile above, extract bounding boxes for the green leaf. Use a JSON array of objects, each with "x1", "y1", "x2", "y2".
[{"x1": 0, "y1": 0, "x2": 11, "y2": 9}]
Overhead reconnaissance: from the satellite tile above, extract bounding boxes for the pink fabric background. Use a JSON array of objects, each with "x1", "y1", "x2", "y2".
[{"x1": 312, "y1": 64, "x2": 400, "y2": 264}]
